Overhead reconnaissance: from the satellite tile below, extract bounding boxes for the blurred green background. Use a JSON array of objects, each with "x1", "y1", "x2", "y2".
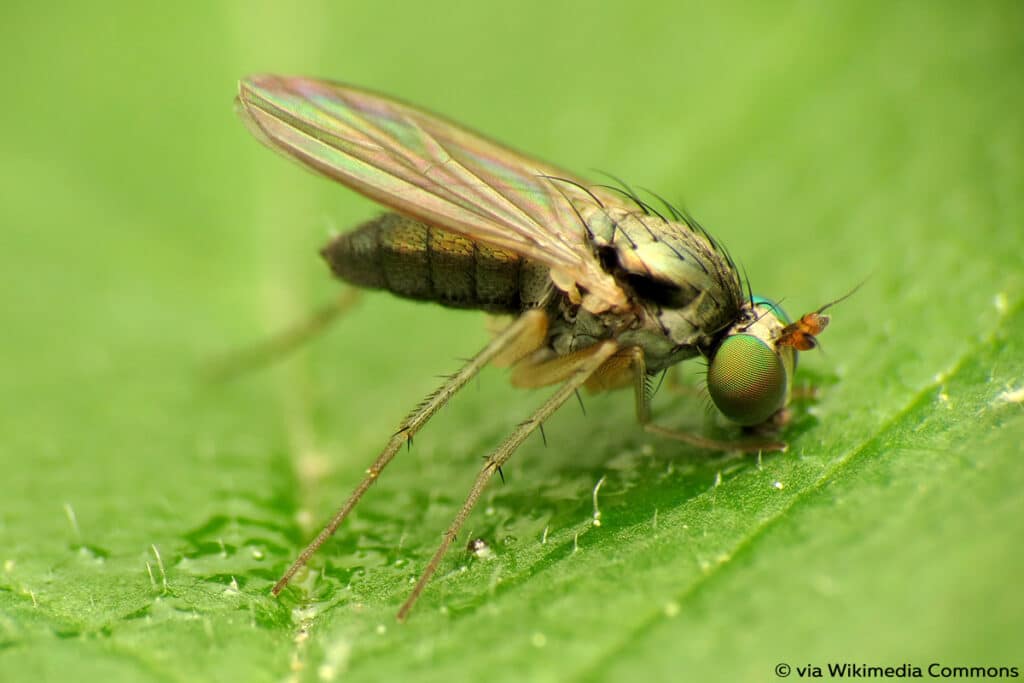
[{"x1": 2, "y1": 2, "x2": 1022, "y2": 681}]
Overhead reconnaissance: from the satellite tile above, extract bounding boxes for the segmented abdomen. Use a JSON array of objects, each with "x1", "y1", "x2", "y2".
[{"x1": 321, "y1": 213, "x2": 551, "y2": 313}]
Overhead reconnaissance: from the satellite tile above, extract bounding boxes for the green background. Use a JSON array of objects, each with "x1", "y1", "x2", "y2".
[{"x1": 2, "y1": 2, "x2": 1022, "y2": 681}]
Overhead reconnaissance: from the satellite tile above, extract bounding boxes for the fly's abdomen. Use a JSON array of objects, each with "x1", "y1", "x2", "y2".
[{"x1": 321, "y1": 213, "x2": 550, "y2": 313}]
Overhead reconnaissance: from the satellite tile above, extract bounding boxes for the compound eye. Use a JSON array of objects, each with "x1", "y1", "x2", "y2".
[{"x1": 707, "y1": 334, "x2": 787, "y2": 426}]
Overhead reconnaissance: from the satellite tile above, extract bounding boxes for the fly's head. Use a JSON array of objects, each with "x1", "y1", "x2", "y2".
[
  {"x1": 706, "y1": 285, "x2": 857, "y2": 426},
  {"x1": 706, "y1": 297, "x2": 796, "y2": 426}
]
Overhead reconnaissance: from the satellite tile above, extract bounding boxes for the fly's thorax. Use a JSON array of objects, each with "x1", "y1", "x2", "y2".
[
  {"x1": 543, "y1": 302, "x2": 697, "y2": 368},
  {"x1": 571, "y1": 204, "x2": 743, "y2": 369},
  {"x1": 706, "y1": 299, "x2": 796, "y2": 425}
]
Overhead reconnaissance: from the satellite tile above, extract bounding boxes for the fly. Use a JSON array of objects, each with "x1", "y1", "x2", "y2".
[{"x1": 233, "y1": 75, "x2": 846, "y2": 620}]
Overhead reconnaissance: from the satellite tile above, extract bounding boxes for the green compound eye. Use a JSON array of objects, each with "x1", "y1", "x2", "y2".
[{"x1": 707, "y1": 334, "x2": 787, "y2": 426}]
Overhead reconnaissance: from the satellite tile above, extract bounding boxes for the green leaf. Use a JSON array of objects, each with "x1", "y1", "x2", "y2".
[{"x1": 1, "y1": 2, "x2": 1021, "y2": 681}]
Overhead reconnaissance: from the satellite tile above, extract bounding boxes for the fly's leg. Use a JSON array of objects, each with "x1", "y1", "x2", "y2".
[
  {"x1": 661, "y1": 364, "x2": 705, "y2": 397},
  {"x1": 203, "y1": 290, "x2": 361, "y2": 381},
  {"x1": 271, "y1": 308, "x2": 549, "y2": 596},
  {"x1": 627, "y1": 347, "x2": 787, "y2": 453},
  {"x1": 789, "y1": 384, "x2": 821, "y2": 401},
  {"x1": 396, "y1": 339, "x2": 619, "y2": 621}
]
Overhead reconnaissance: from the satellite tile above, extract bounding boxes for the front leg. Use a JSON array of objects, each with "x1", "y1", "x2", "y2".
[{"x1": 626, "y1": 347, "x2": 787, "y2": 453}]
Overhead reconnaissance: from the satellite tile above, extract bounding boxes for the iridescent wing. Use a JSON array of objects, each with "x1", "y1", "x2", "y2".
[{"x1": 236, "y1": 75, "x2": 627, "y2": 311}]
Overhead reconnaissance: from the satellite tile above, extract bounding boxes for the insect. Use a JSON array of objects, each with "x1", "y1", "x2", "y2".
[{"x1": 235, "y1": 75, "x2": 845, "y2": 620}]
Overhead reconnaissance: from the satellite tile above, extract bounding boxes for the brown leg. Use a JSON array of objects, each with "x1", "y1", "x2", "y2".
[
  {"x1": 270, "y1": 309, "x2": 550, "y2": 597},
  {"x1": 627, "y1": 347, "x2": 787, "y2": 453},
  {"x1": 203, "y1": 290, "x2": 361, "y2": 381},
  {"x1": 396, "y1": 340, "x2": 620, "y2": 620},
  {"x1": 789, "y1": 384, "x2": 821, "y2": 400},
  {"x1": 661, "y1": 364, "x2": 705, "y2": 397}
]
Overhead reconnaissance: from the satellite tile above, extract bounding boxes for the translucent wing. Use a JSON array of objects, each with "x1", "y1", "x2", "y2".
[{"x1": 236, "y1": 75, "x2": 627, "y2": 311}]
